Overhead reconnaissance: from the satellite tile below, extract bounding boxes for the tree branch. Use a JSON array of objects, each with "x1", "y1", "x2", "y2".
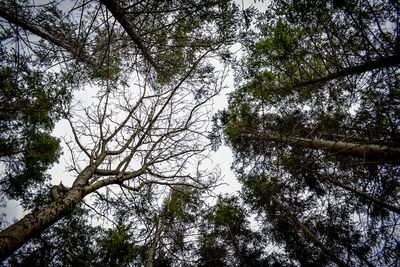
[
  {"x1": 99, "y1": 0, "x2": 165, "y2": 77},
  {"x1": 0, "y1": 2, "x2": 97, "y2": 68},
  {"x1": 293, "y1": 54, "x2": 400, "y2": 88}
]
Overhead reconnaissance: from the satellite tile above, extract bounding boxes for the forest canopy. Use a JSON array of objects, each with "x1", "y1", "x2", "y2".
[{"x1": 0, "y1": 0, "x2": 399, "y2": 266}]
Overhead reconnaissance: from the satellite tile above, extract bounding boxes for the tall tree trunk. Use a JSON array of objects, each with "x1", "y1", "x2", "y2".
[
  {"x1": 0, "y1": 165, "x2": 96, "y2": 261},
  {"x1": 244, "y1": 133, "x2": 400, "y2": 160},
  {"x1": 294, "y1": 54, "x2": 400, "y2": 88},
  {"x1": 271, "y1": 197, "x2": 348, "y2": 267},
  {"x1": 145, "y1": 189, "x2": 176, "y2": 267},
  {"x1": 225, "y1": 223, "x2": 248, "y2": 267},
  {"x1": 145, "y1": 218, "x2": 166, "y2": 267}
]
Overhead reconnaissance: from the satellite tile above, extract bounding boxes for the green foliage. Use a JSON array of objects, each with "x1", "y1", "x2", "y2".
[
  {"x1": 0, "y1": 0, "x2": 245, "y2": 265},
  {"x1": 197, "y1": 196, "x2": 267, "y2": 266},
  {"x1": 4, "y1": 0, "x2": 400, "y2": 265},
  {"x1": 216, "y1": 0, "x2": 400, "y2": 265},
  {"x1": 5, "y1": 133, "x2": 60, "y2": 199},
  {"x1": 96, "y1": 227, "x2": 138, "y2": 267},
  {"x1": 125, "y1": 0, "x2": 240, "y2": 81},
  {"x1": 197, "y1": 234, "x2": 228, "y2": 267},
  {"x1": 165, "y1": 186, "x2": 201, "y2": 223},
  {"x1": 0, "y1": 48, "x2": 71, "y2": 204},
  {"x1": 89, "y1": 28, "x2": 122, "y2": 81}
]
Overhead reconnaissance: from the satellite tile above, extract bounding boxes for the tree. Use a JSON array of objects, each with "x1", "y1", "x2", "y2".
[
  {"x1": 0, "y1": 47, "x2": 72, "y2": 206},
  {"x1": 143, "y1": 186, "x2": 204, "y2": 267},
  {"x1": 0, "y1": 0, "x2": 239, "y2": 261},
  {"x1": 0, "y1": 0, "x2": 238, "y2": 81},
  {"x1": 197, "y1": 196, "x2": 268, "y2": 266},
  {"x1": 214, "y1": 0, "x2": 400, "y2": 265}
]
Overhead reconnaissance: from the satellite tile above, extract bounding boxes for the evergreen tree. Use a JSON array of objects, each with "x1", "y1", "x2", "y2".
[
  {"x1": 0, "y1": 48, "x2": 71, "y2": 206},
  {"x1": 197, "y1": 196, "x2": 268, "y2": 266},
  {"x1": 214, "y1": 0, "x2": 400, "y2": 265}
]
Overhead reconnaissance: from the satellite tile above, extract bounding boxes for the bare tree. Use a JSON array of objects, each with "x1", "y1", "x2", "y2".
[
  {"x1": 0, "y1": 0, "x2": 235, "y2": 260},
  {"x1": 0, "y1": 47, "x2": 226, "y2": 259}
]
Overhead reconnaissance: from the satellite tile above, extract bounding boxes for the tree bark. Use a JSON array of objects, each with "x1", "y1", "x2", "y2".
[
  {"x1": 294, "y1": 54, "x2": 400, "y2": 88},
  {"x1": 245, "y1": 133, "x2": 400, "y2": 161},
  {"x1": 0, "y1": 165, "x2": 96, "y2": 261},
  {"x1": 100, "y1": 0, "x2": 165, "y2": 77},
  {"x1": 0, "y1": 189, "x2": 83, "y2": 260},
  {"x1": 271, "y1": 197, "x2": 348, "y2": 267}
]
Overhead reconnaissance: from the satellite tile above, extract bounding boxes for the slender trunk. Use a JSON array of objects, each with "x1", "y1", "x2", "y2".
[
  {"x1": 100, "y1": 0, "x2": 164, "y2": 77},
  {"x1": 0, "y1": 165, "x2": 96, "y2": 261},
  {"x1": 225, "y1": 223, "x2": 248, "y2": 267},
  {"x1": 306, "y1": 167, "x2": 400, "y2": 214},
  {"x1": 245, "y1": 133, "x2": 400, "y2": 160},
  {"x1": 320, "y1": 132, "x2": 396, "y2": 146},
  {"x1": 271, "y1": 197, "x2": 348, "y2": 267},
  {"x1": 145, "y1": 189, "x2": 175, "y2": 267},
  {"x1": 0, "y1": 3, "x2": 96, "y2": 68},
  {"x1": 145, "y1": 218, "x2": 166, "y2": 267},
  {"x1": 294, "y1": 54, "x2": 400, "y2": 88}
]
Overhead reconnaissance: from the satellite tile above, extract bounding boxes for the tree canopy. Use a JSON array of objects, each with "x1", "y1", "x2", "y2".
[
  {"x1": 1, "y1": 0, "x2": 400, "y2": 266},
  {"x1": 214, "y1": 0, "x2": 400, "y2": 265},
  {"x1": 0, "y1": 47, "x2": 71, "y2": 205}
]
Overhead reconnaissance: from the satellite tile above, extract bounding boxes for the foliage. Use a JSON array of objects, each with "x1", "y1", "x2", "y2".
[
  {"x1": 3, "y1": 0, "x2": 399, "y2": 265},
  {"x1": 213, "y1": 0, "x2": 400, "y2": 265},
  {"x1": 0, "y1": 48, "x2": 71, "y2": 204},
  {"x1": 197, "y1": 196, "x2": 268, "y2": 266}
]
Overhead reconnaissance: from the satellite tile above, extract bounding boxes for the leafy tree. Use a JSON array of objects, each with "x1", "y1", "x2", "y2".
[
  {"x1": 214, "y1": 0, "x2": 400, "y2": 265},
  {"x1": 0, "y1": 47, "x2": 71, "y2": 205},
  {"x1": 197, "y1": 196, "x2": 268, "y2": 266},
  {"x1": 0, "y1": 0, "x2": 239, "y2": 81}
]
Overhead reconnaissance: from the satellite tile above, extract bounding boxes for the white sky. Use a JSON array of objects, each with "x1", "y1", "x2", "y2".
[{"x1": 0, "y1": 0, "x2": 269, "y2": 226}]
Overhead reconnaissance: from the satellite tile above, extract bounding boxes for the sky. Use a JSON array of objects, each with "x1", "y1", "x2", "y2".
[{"x1": 0, "y1": 0, "x2": 269, "y2": 227}]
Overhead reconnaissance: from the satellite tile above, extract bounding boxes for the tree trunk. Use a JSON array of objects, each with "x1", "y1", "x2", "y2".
[
  {"x1": 145, "y1": 219, "x2": 166, "y2": 267},
  {"x1": 294, "y1": 54, "x2": 400, "y2": 88},
  {"x1": 145, "y1": 189, "x2": 176, "y2": 267},
  {"x1": 271, "y1": 197, "x2": 348, "y2": 267},
  {"x1": 225, "y1": 223, "x2": 248, "y2": 267},
  {"x1": 0, "y1": 189, "x2": 83, "y2": 260},
  {"x1": 100, "y1": 0, "x2": 164, "y2": 77},
  {"x1": 0, "y1": 165, "x2": 96, "y2": 261},
  {"x1": 245, "y1": 133, "x2": 400, "y2": 161}
]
